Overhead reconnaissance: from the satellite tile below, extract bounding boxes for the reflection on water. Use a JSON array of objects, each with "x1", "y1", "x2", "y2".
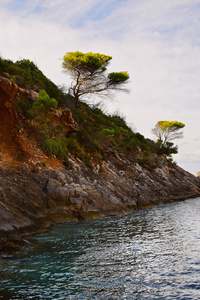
[{"x1": 1, "y1": 197, "x2": 200, "y2": 299}]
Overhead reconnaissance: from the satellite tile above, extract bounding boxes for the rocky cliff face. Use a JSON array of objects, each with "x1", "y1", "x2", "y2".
[
  {"x1": 0, "y1": 75, "x2": 200, "y2": 255},
  {"x1": 0, "y1": 154, "x2": 200, "y2": 254}
]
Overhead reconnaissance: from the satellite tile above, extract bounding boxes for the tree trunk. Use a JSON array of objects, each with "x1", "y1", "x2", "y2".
[{"x1": 74, "y1": 95, "x2": 79, "y2": 108}]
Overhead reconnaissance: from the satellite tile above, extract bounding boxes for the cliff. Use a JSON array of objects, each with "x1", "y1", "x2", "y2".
[
  {"x1": 0, "y1": 74, "x2": 76, "y2": 167},
  {"x1": 0, "y1": 68, "x2": 200, "y2": 255},
  {"x1": 0, "y1": 152, "x2": 200, "y2": 254}
]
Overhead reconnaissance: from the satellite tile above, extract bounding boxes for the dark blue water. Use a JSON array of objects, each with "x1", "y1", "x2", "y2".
[{"x1": 1, "y1": 197, "x2": 200, "y2": 299}]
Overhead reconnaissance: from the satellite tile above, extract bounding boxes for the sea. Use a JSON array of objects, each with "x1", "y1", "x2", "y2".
[{"x1": 1, "y1": 197, "x2": 200, "y2": 299}]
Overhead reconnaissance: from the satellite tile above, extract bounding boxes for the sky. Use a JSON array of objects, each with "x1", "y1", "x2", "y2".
[{"x1": 0, "y1": 0, "x2": 200, "y2": 174}]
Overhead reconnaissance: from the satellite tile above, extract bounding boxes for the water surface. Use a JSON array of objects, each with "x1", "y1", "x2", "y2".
[{"x1": 1, "y1": 197, "x2": 200, "y2": 299}]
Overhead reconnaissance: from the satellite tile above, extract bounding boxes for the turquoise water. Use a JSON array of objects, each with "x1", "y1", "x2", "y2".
[{"x1": 1, "y1": 197, "x2": 200, "y2": 299}]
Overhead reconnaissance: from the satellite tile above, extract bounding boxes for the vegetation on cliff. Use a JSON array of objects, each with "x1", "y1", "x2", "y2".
[
  {"x1": 0, "y1": 57, "x2": 64, "y2": 105},
  {"x1": 152, "y1": 120, "x2": 185, "y2": 146},
  {"x1": 0, "y1": 56, "x2": 199, "y2": 256},
  {"x1": 152, "y1": 120, "x2": 185, "y2": 157},
  {"x1": 62, "y1": 51, "x2": 129, "y2": 107},
  {"x1": 0, "y1": 56, "x2": 179, "y2": 168}
]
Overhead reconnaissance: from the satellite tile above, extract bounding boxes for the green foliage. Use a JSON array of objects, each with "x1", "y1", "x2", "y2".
[
  {"x1": 66, "y1": 101, "x2": 159, "y2": 167},
  {"x1": 14, "y1": 89, "x2": 69, "y2": 163},
  {"x1": 14, "y1": 98, "x2": 32, "y2": 118},
  {"x1": 167, "y1": 158, "x2": 173, "y2": 163},
  {"x1": 25, "y1": 90, "x2": 58, "y2": 126},
  {"x1": 101, "y1": 128, "x2": 115, "y2": 137},
  {"x1": 138, "y1": 156, "x2": 157, "y2": 168},
  {"x1": 64, "y1": 134, "x2": 93, "y2": 167},
  {"x1": 0, "y1": 57, "x2": 14, "y2": 72},
  {"x1": 62, "y1": 51, "x2": 129, "y2": 106},
  {"x1": 108, "y1": 112, "x2": 129, "y2": 129},
  {"x1": 157, "y1": 120, "x2": 185, "y2": 130},
  {"x1": 63, "y1": 51, "x2": 112, "y2": 71},
  {"x1": 152, "y1": 120, "x2": 185, "y2": 157},
  {"x1": 138, "y1": 156, "x2": 152, "y2": 166},
  {"x1": 0, "y1": 57, "x2": 65, "y2": 105},
  {"x1": 1, "y1": 57, "x2": 174, "y2": 169},
  {"x1": 41, "y1": 137, "x2": 68, "y2": 161},
  {"x1": 11, "y1": 74, "x2": 26, "y2": 86},
  {"x1": 108, "y1": 71, "x2": 129, "y2": 82},
  {"x1": 155, "y1": 141, "x2": 178, "y2": 157},
  {"x1": 32, "y1": 90, "x2": 58, "y2": 112},
  {"x1": 135, "y1": 132, "x2": 146, "y2": 143},
  {"x1": 137, "y1": 149, "x2": 158, "y2": 168},
  {"x1": 15, "y1": 59, "x2": 40, "y2": 71}
]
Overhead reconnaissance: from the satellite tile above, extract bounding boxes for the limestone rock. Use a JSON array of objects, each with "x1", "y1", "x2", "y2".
[
  {"x1": 51, "y1": 108, "x2": 78, "y2": 133},
  {"x1": 194, "y1": 171, "x2": 200, "y2": 178},
  {"x1": 17, "y1": 87, "x2": 38, "y2": 102}
]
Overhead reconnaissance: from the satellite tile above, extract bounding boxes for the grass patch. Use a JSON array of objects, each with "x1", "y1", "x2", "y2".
[{"x1": 41, "y1": 137, "x2": 69, "y2": 162}]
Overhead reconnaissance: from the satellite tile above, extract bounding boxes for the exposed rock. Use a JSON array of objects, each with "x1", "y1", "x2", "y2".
[
  {"x1": 17, "y1": 87, "x2": 38, "y2": 102},
  {"x1": 52, "y1": 108, "x2": 78, "y2": 133},
  {"x1": 0, "y1": 74, "x2": 38, "y2": 102},
  {"x1": 194, "y1": 171, "x2": 200, "y2": 178},
  {"x1": 0, "y1": 154, "x2": 200, "y2": 255},
  {"x1": 0, "y1": 75, "x2": 18, "y2": 102}
]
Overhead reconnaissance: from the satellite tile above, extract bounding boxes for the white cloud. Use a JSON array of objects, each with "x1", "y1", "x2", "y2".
[{"x1": 0, "y1": 0, "x2": 200, "y2": 174}]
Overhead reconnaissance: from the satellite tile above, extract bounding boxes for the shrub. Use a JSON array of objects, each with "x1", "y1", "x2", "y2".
[
  {"x1": 0, "y1": 57, "x2": 14, "y2": 72},
  {"x1": 33, "y1": 90, "x2": 58, "y2": 112},
  {"x1": 41, "y1": 137, "x2": 68, "y2": 161},
  {"x1": 11, "y1": 75, "x2": 25, "y2": 86},
  {"x1": 100, "y1": 128, "x2": 115, "y2": 137},
  {"x1": 14, "y1": 98, "x2": 32, "y2": 118},
  {"x1": 155, "y1": 141, "x2": 178, "y2": 157},
  {"x1": 138, "y1": 157, "x2": 152, "y2": 166},
  {"x1": 107, "y1": 112, "x2": 129, "y2": 129},
  {"x1": 0, "y1": 57, "x2": 65, "y2": 105},
  {"x1": 135, "y1": 132, "x2": 146, "y2": 143}
]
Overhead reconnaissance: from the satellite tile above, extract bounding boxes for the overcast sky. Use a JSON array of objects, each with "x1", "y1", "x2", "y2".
[{"x1": 1, "y1": 0, "x2": 200, "y2": 174}]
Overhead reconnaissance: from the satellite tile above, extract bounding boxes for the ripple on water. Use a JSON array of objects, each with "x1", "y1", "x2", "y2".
[{"x1": 1, "y1": 197, "x2": 200, "y2": 299}]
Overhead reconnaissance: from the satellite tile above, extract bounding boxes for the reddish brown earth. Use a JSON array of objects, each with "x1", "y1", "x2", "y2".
[
  {"x1": 0, "y1": 77, "x2": 22, "y2": 167},
  {"x1": 0, "y1": 75, "x2": 74, "y2": 169}
]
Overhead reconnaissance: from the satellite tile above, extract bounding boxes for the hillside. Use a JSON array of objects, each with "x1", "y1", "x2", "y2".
[{"x1": 0, "y1": 58, "x2": 200, "y2": 255}]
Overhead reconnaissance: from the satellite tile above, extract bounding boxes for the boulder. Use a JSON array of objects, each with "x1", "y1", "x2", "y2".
[{"x1": 194, "y1": 171, "x2": 200, "y2": 178}]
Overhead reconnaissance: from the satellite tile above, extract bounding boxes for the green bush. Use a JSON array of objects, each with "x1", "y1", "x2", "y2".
[
  {"x1": 167, "y1": 158, "x2": 173, "y2": 163},
  {"x1": 107, "y1": 113, "x2": 129, "y2": 130},
  {"x1": 135, "y1": 132, "x2": 146, "y2": 143},
  {"x1": 33, "y1": 90, "x2": 58, "y2": 112},
  {"x1": 108, "y1": 71, "x2": 129, "y2": 82},
  {"x1": 138, "y1": 157, "x2": 152, "y2": 166},
  {"x1": 14, "y1": 98, "x2": 32, "y2": 118},
  {"x1": 0, "y1": 57, "x2": 65, "y2": 105},
  {"x1": 0, "y1": 57, "x2": 14, "y2": 72},
  {"x1": 1, "y1": 57, "x2": 169, "y2": 168},
  {"x1": 41, "y1": 137, "x2": 68, "y2": 161},
  {"x1": 154, "y1": 141, "x2": 178, "y2": 157},
  {"x1": 11, "y1": 74, "x2": 25, "y2": 86},
  {"x1": 100, "y1": 128, "x2": 115, "y2": 137}
]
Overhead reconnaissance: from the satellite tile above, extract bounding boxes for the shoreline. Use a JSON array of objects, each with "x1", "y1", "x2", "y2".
[{"x1": 0, "y1": 158, "x2": 200, "y2": 256}]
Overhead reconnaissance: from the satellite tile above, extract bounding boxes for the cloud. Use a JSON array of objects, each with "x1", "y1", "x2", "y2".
[{"x1": 0, "y1": 0, "x2": 200, "y2": 174}]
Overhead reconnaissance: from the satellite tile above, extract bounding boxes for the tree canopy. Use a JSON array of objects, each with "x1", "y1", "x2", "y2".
[
  {"x1": 152, "y1": 120, "x2": 185, "y2": 146},
  {"x1": 62, "y1": 51, "x2": 129, "y2": 106}
]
